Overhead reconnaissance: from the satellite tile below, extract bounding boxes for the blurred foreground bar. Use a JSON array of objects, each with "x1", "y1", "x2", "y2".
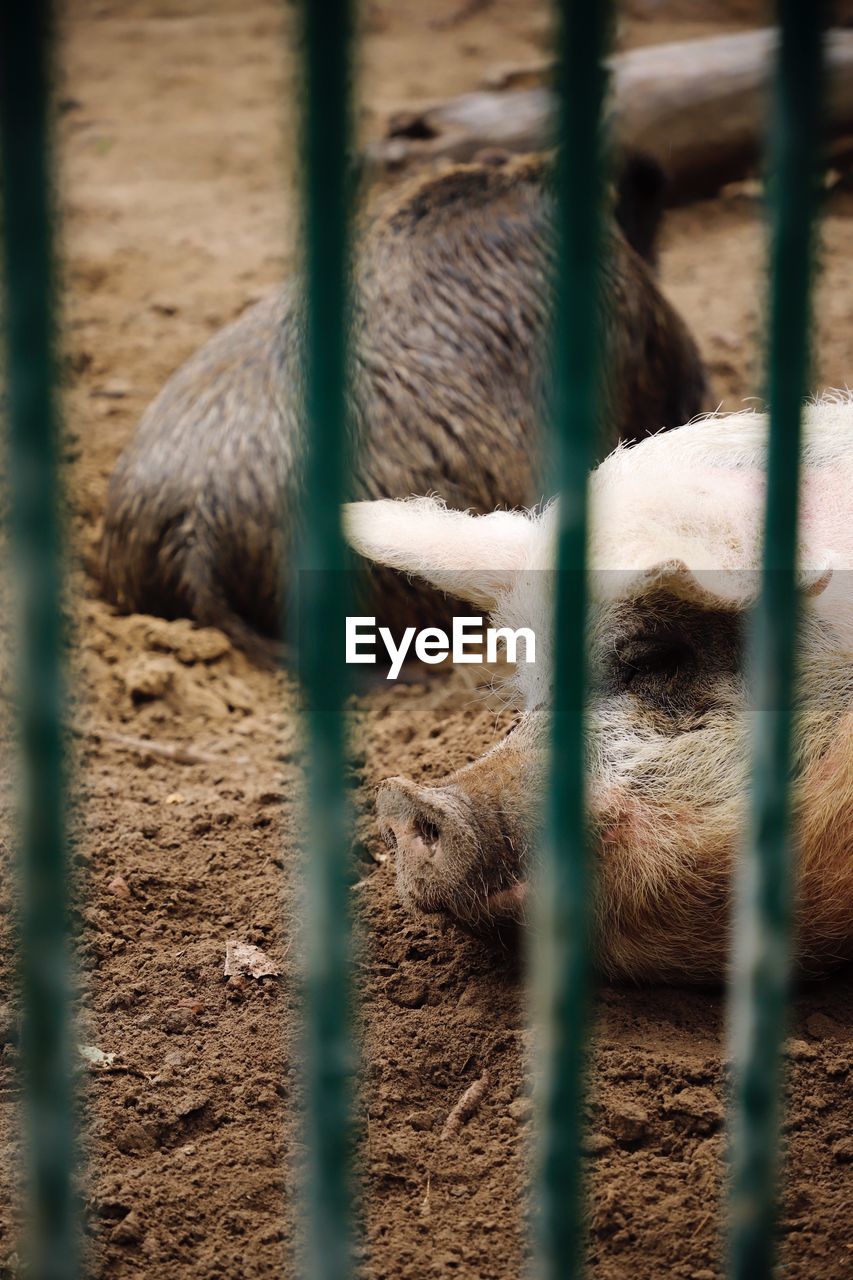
[
  {"x1": 535, "y1": 3, "x2": 611, "y2": 1279},
  {"x1": 728, "y1": 2, "x2": 826, "y2": 1278},
  {"x1": 297, "y1": 0, "x2": 355, "y2": 1277},
  {"x1": 0, "y1": 3, "x2": 75, "y2": 1279}
]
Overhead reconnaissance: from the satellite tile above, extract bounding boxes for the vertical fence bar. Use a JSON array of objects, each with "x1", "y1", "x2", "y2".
[
  {"x1": 297, "y1": 1, "x2": 354, "y2": 1278},
  {"x1": 0, "y1": 4, "x2": 75, "y2": 1279},
  {"x1": 535, "y1": 3, "x2": 611, "y2": 1278},
  {"x1": 728, "y1": 4, "x2": 826, "y2": 1278}
]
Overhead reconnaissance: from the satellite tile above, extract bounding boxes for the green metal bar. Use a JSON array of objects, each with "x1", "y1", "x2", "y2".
[
  {"x1": 297, "y1": 0, "x2": 354, "y2": 1277},
  {"x1": 0, "y1": 4, "x2": 75, "y2": 1279},
  {"x1": 535, "y1": 3, "x2": 611, "y2": 1278},
  {"x1": 728, "y1": 4, "x2": 826, "y2": 1277}
]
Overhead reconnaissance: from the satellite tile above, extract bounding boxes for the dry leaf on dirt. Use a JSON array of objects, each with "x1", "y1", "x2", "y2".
[
  {"x1": 107, "y1": 874, "x2": 131, "y2": 900},
  {"x1": 441, "y1": 1070, "x2": 491, "y2": 1140},
  {"x1": 223, "y1": 938, "x2": 282, "y2": 980},
  {"x1": 78, "y1": 1044, "x2": 118, "y2": 1069}
]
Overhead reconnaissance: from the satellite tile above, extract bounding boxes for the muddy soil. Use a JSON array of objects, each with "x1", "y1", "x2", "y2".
[{"x1": 1, "y1": 1, "x2": 852, "y2": 1278}]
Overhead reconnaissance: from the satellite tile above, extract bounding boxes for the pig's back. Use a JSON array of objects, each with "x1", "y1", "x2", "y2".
[
  {"x1": 352, "y1": 160, "x2": 551, "y2": 513},
  {"x1": 101, "y1": 287, "x2": 302, "y2": 634},
  {"x1": 101, "y1": 155, "x2": 710, "y2": 645},
  {"x1": 353, "y1": 155, "x2": 709, "y2": 505}
]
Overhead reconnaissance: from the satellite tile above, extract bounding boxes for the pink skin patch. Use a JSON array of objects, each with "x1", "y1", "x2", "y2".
[
  {"x1": 666, "y1": 465, "x2": 851, "y2": 574},
  {"x1": 483, "y1": 789, "x2": 678, "y2": 920},
  {"x1": 666, "y1": 464, "x2": 765, "y2": 550},
  {"x1": 589, "y1": 785, "x2": 652, "y2": 847},
  {"x1": 801, "y1": 470, "x2": 853, "y2": 558},
  {"x1": 791, "y1": 713, "x2": 853, "y2": 954},
  {"x1": 798, "y1": 712, "x2": 853, "y2": 829}
]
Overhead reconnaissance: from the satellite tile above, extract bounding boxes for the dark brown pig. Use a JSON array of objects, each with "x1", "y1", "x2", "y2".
[{"x1": 101, "y1": 155, "x2": 709, "y2": 661}]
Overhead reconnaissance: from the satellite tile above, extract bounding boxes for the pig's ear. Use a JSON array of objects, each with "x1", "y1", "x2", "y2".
[{"x1": 343, "y1": 497, "x2": 538, "y2": 609}]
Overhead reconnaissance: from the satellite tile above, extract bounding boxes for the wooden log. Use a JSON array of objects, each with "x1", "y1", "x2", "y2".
[
  {"x1": 611, "y1": 28, "x2": 853, "y2": 199},
  {"x1": 363, "y1": 28, "x2": 853, "y2": 201}
]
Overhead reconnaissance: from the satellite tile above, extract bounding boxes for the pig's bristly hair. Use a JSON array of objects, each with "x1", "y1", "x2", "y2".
[
  {"x1": 495, "y1": 392, "x2": 853, "y2": 705},
  {"x1": 347, "y1": 391, "x2": 853, "y2": 589},
  {"x1": 588, "y1": 391, "x2": 853, "y2": 583},
  {"x1": 343, "y1": 392, "x2": 853, "y2": 708},
  {"x1": 344, "y1": 393, "x2": 853, "y2": 978},
  {"x1": 581, "y1": 393, "x2": 853, "y2": 663}
]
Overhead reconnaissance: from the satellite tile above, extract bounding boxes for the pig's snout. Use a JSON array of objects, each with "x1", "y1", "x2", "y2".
[
  {"x1": 379, "y1": 779, "x2": 447, "y2": 868},
  {"x1": 377, "y1": 764, "x2": 532, "y2": 929}
]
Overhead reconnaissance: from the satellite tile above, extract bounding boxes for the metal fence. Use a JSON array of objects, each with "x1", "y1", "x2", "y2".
[
  {"x1": 1, "y1": 5, "x2": 75, "y2": 1280},
  {"x1": 0, "y1": 0, "x2": 826, "y2": 1277}
]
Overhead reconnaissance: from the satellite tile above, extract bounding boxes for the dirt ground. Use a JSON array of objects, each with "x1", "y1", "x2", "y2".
[{"x1": 1, "y1": 0, "x2": 852, "y2": 1277}]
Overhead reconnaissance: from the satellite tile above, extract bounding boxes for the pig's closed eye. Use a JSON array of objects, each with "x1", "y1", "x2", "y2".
[{"x1": 620, "y1": 637, "x2": 693, "y2": 687}]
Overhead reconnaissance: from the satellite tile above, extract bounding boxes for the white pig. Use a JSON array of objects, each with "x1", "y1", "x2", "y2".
[{"x1": 345, "y1": 394, "x2": 853, "y2": 980}]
